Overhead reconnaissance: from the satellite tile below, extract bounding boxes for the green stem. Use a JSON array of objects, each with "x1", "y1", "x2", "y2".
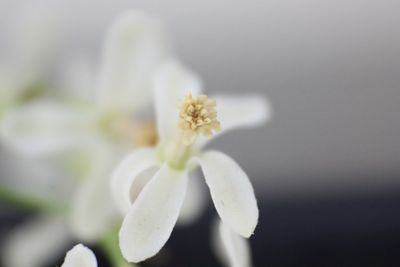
[
  {"x1": 0, "y1": 186, "x2": 67, "y2": 214},
  {"x1": 165, "y1": 138, "x2": 192, "y2": 170},
  {"x1": 100, "y1": 227, "x2": 138, "y2": 267}
]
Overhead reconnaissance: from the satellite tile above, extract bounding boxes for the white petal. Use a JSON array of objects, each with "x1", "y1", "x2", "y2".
[
  {"x1": 213, "y1": 220, "x2": 252, "y2": 267},
  {"x1": 178, "y1": 171, "x2": 207, "y2": 225},
  {"x1": 119, "y1": 164, "x2": 188, "y2": 262},
  {"x1": 111, "y1": 147, "x2": 160, "y2": 214},
  {"x1": 96, "y1": 10, "x2": 171, "y2": 111},
  {"x1": 61, "y1": 244, "x2": 98, "y2": 267},
  {"x1": 0, "y1": 100, "x2": 93, "y2": 157},
  {"x1": 154, "y1": 60, "x2": 202, "y2": 143},
  {"x1": 196, "y1": 151, "x2": 258, "y2": 237},
  {"x1": 70, "y1": 142, "x2": 118, "y2": 241},
  {"x1": 198, "y1": 94, "x2": 271, "y2": 147},
  {"x1": 2, "y1": 217, "x2": 71, "y2": 267}
]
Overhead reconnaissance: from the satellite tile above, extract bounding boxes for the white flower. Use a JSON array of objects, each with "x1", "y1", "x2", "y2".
[
  {"x1": 213, "y1": 220, "x2": 253, "y2": 267},
  {"x1": 1, "y1": 9, "x2": 169, "y2": 157},
  {"x1": 1, "y1": 10, "x2": 170, "y2": 267},
  {"x1": 61, "y1": 244, "x2": 97, "y2": 267},
  {"x1": 111, "y1": 60, "x2": 271, "y2": 262},
  {"x1": 1, "y1": 9, "x2": 170, "y2": 239}
]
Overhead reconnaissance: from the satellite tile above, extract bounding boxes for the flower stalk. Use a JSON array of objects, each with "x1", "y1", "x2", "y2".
[{"x1": 100, "y1": 227, "x2": 138, "y2": 267}]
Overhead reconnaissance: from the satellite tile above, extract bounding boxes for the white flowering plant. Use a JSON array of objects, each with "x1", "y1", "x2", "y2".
[{"x1": 0, "y1": 7, "x2": 271, "y2": 267}]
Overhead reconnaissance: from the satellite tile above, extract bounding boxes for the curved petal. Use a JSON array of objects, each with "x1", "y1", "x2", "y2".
[
  {"x1": 2, "y1": 216, "x2": 71, "y2": 267},
  {"x1": 96, "y1": 10, "x2": 171, "y2": 111},
  {"x1": 195, "y1": 150, "x2": 258, "y2": 237},
  {"x1": 119, "y1": 164, "x2": 188, "y2": 262},
  {"x1": 111, "y1": 147, "x2": 160, "y2": 214},
  {"x1": 0, "y1": 100, "x2": 93, "y2": 157},
  {"x1": 178, "y1": 171, "x2": 207, "y2": 225},
  {"x1": 198, "y1": 94, "x2": 271, "y2": 147},
  {"x1": 153, "y1": 60, "x2": 202, "y2": 143},
  {"x1": 70, "y1": 141, "x2": 118, "y2": 242},
  {"x1": 61, "y1": 244, "x2": 97, "y2": 267},
  {"x1": 213, "y1": 220, "x2": 252, "y2": 267}
]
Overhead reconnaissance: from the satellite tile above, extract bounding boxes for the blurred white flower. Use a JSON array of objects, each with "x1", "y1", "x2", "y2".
[
  {"x1": 61, "y1": 244, "x2": 97, "y2": 267},
  {"x1": 1, "y1": 9, "x2": 170, "y2": 239},
  {"x1": 1, "y1": 9, "x2": 170, "y2": 158},
  {"x1": 213, "y1": 219, "x2": 253, "y2": 267},
  {"x1": 111, "y1": 60, "x2": 271, "y2": 262},
  {"x1": 1, "y1": 9, "x2": 170, "y2": 267}
]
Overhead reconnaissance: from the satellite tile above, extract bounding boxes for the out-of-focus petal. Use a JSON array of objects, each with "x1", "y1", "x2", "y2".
[
  {"x1": 153, "y1": 60, "x2": 202, "y2": 143},
  {"x1": 70, "y1": 141, "x2": 118, "y2": 242},
  {"x1": 198, "y1": 94, "x2": 271, "y2": 147},
  {"x1": 0, "y1": 100, "x2": 94, "y2": 157},
  {"x1": 195, "y1": 150, "x2": 258, "y2": 237},
  {"x1": 0, "y1": 150, "x2": 72, "y2": 201},
  {"x1": 213, "y1": 220, "x2": 252, "y2": 267},
  {"x1": 2, "y1": 216, "x2": 71, "y2": 267},
  {"x1": 178, "y1": 171, "x2": 207, "y2": 225},
  {"x1": 96, "y1": 10, "x2": 171, "y2": 112},
  {"x1": 119, "y1": 164, "x2": 188, "y2": 263},
  {"x1": 61, "y1": 244, "x2": 97, "y2": 267},
  {"x1": 111, "y1": 147, "x2": 159, "y2": 214}
]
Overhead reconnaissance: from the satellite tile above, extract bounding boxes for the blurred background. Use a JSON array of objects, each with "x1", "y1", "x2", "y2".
[{"x1": 0, "y1": 0, "x2": 399, "y2": 266}]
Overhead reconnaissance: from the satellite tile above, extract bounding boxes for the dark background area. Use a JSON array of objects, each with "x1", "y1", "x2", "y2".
[{"x1": 2, "y1": 189, "x2": 400, "y2": 267}]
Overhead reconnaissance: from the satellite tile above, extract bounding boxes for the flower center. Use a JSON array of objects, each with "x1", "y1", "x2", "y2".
[
  {"x1": 178, "y1": 94, "x2": 220, "y2": 146},
  {"x1": 132, "y1": 121, "x2": 158, "y2": 147},
  {"x1": 98, "y1": 111, "x2": 157, "y2": 147},
  {"x1": 163, "y1": 94, "x2": 220, "y2": 170}
]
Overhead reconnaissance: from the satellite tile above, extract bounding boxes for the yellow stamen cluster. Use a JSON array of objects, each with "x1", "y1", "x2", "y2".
[{"x1": 178, "y1": 94, "x2": 220, "y2": 145}]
